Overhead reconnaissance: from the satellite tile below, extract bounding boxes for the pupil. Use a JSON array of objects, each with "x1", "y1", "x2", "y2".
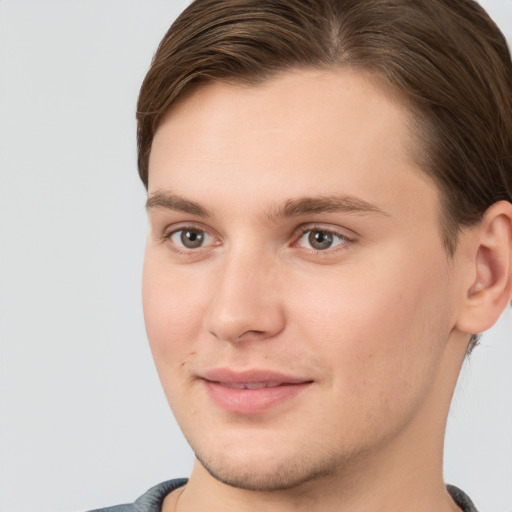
[
  {"x1": 181, "y1": 229, "x2": 204, "y2": 248},
  {"x1": 309, "y1": 230, "x2": 332, "y2": 250}
]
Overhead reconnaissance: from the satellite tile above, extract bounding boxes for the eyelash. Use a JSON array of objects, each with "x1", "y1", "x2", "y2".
[
  {"x1": 162, "y1": 224, "x2": 218, "y2": 255},
  {"x1": 293, "y1": 225, "x2": 355, "y2": 253},
  {"x1": 162, "y1": 224, "x2": 355, "y2": 256}
]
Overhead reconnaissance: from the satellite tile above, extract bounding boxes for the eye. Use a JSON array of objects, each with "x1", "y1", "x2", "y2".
[
  {"x1": 168, "y1": 227, "x2": 212, "y2": 250},
  {"x1": 296, "y1": 228, "x2": 348, "y2": 251}
]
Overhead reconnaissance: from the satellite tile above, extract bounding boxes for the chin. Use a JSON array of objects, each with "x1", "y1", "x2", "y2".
[{"x1": 193, "y1": 445, "x2": 344, "y2": 492}]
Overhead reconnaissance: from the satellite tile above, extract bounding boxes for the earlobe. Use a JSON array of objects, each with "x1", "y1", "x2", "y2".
[{"x1": 456, "y1": 201, "x2": 512, "y2": 335}]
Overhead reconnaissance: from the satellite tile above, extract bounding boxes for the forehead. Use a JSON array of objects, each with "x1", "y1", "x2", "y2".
[
  {"x1": 153, "y1": 68, "x2": 413, "y2": 161},
  {"x1": 148, "y1": 68, "x2": 439, "y2": 225}
]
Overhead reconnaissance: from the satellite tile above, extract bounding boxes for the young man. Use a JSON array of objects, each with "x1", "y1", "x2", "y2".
[{"x1": 95, "y1": 1, "x2": 512, "y2": 511}]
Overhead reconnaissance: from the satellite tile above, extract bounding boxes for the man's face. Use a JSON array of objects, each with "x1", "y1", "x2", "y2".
[{"x1": 143, "y1": 69, "x2": 466, "y2": 490}]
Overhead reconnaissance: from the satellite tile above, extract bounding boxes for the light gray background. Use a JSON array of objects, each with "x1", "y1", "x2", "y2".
[{"x1": 0, "y1": 1, "x2": 510, "y2": 511}]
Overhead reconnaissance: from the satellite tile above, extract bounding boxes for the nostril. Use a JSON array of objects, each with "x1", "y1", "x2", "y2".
[{"x1": 210, "y1": 328, "x2": 268, "y2": 344}]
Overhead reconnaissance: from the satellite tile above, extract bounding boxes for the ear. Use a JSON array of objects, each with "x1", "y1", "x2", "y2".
[{"x1": 456, "y1": 201, "x2": 512, "y2": 335}]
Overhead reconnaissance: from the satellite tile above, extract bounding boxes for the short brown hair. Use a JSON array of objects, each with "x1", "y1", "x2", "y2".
[{"x1": 137, "y1": 0, "x2": 511, "y2": 256}]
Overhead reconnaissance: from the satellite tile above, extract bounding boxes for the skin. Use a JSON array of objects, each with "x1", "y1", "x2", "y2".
[{"x1": 142, "y1": 69, "x2": 503, "y2": 512}]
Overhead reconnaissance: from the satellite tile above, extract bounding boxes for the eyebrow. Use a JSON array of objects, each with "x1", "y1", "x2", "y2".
[
  {"x1": 145, "y1": 191, "x2": 388, "y2": 220},
  {"x1": 268, "y1": 195, "x2": 389, "y2": 220},
  {"x1": 146, "y1": 191, "x2": 211, "y2": 217}
]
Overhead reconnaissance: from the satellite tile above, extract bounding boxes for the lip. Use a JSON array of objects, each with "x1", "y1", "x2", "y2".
[{"x1": 201, "y1": 368, "x2": 313, "y2": 414}]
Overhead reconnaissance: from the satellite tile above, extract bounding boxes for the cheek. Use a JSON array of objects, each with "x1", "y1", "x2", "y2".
[
  {"x1": 142, "y1": 253, "x2": 207, "y2": 370},
  {"x1": 286, "y1": 260, "x2": 454, "y2": 446},
  {"x1": 290, "y1": 249, "x2": 454, "y2": 394}
]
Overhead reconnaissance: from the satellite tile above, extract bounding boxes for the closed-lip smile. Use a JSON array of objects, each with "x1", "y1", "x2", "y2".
[{"x1": 201, "y1": 369, "x2": 313, "y2": 414}]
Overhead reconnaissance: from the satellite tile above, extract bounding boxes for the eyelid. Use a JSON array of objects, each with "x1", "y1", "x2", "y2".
[
  {"x1": 291, "y1": 224, "x2": 357, "y2": 252},
  {"x1": 162, "y1": 222, "x2": 220, "y2": 254},
  {"x1": 158, "y1": 221, "x2": 356, "y2": 256}
]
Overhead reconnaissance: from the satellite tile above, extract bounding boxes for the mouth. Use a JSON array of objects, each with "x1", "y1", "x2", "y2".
[
  {"x1": 201, "y1": 369, "x2": 313, "y2": 414},
  {"x1": 216, "y1": 381, "x2": 290, "y2": 389}
]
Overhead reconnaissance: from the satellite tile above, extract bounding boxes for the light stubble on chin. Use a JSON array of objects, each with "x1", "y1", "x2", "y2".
[{"x1": 194, "y1": 448, "x2": 354, "y2": 492}]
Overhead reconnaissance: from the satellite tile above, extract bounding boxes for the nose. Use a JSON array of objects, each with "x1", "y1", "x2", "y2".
[{"x1": 203, "y1": 248, "x2": 286, "y2": 344}]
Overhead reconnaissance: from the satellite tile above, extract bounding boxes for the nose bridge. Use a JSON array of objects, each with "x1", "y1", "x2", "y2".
[{"x1": 203, "y1": 242, "x2": 285, "y2": 343}]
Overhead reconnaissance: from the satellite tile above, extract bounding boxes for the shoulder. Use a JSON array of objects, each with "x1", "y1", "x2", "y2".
[
  {"x1": 88, "y1": 480, "x2": 476, "y2": 512},
  {"x1": 87, "y1": 478, "x2": 188, "y2": 512},
  {"x1": 447, "y1": 485, "x2": 479, "y2": 512}
]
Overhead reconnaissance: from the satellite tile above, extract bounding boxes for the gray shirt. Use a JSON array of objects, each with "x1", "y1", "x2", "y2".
[{"x1": 90, "y1": 479, "x2": 479, "y2": 512}]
